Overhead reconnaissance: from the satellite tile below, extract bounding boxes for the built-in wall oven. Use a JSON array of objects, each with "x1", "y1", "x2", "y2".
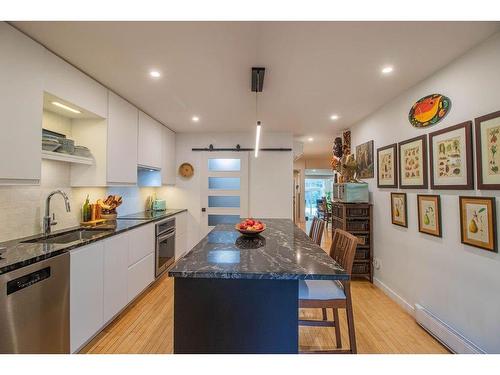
[{"x1": 155, "y1": 217, "x2": 176, "y2": 277}]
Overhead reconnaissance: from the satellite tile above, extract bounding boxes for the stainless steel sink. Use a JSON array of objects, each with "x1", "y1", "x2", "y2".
[{"x1": 22, "y1": 228, "x2": 113, "y2": 245}]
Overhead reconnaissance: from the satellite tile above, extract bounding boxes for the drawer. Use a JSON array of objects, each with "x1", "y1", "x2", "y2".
[
  {"x1": 331, "y1": 204, "x2": 344, "y2": 219},
  {"x1": 127, "y1": 253, "x2": 154, "y2": 303},
  {"x1": 346, "y1": 206, "x2": 370, "y2": 218},
  {"x1": 354, "y1": 233, "x2": 370, "y2": 246},
  {"x1": 346, "y1": 220, "x2": 369, "y2": 231},
  {"x1": 128, "y1": 223, "x2": 155, "y2": 267},
  {"x1": 355, "y1": 248, "x2": 370, "y2": 260},
  {"x1": 352, "y1": 262, "x2": 370, "y2": 275}
]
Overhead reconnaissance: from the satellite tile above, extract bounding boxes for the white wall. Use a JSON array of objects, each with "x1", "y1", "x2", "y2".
[
  {"x1": 351, "y1": 32, "x2": 500, "y2": 353},
  {"x1": 164, "y1": 131, "x2": 293, "y2": 250}
]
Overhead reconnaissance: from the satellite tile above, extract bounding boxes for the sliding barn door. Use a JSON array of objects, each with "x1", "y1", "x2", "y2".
[{"x1": 200, "y1": 152, "x2": 249, "y2": 236}]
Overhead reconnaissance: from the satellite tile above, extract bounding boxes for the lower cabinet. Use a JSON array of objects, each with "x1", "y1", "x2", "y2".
[
  {"x1": 70, "y1": 242, "x2": 104, "y2": 353},
  {"x1": 70, "y1": 225, "x2": 155, "y2": 353},
  {"x1": 103, "y1": 233, "x2": 129, "y2": 323},
  {"x1": 127, "y1": 253, "x2": 155, "y2": 303}
]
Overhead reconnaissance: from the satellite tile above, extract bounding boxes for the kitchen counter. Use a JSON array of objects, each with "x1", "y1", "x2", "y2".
[
  {"x1": 169, "y1": 218, "x2": 348, "y2": 354},
  {"x1": 169, "y1": 218, "x2": 347, "y2": 280},
  {"x1": 0, "y1": 209, "x2": 186, "y2": 276}
]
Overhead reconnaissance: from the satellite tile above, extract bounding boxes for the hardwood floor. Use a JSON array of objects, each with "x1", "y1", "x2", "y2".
[{"x1": 81, "y1": 222, "x2": 449, "y2": 354}]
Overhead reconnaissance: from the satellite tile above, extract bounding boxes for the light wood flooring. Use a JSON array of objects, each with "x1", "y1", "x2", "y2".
[{"x1": 81, "y1": 222, "x2": 449, "y2": 354}]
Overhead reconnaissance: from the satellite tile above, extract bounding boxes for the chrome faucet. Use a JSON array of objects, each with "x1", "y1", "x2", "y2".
[{"x1": 43, "y1": 190, "x2": 71, "y2": 235}]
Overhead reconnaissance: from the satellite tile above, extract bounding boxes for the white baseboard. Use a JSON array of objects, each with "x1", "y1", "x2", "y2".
[
  {"x1": 373, "y1": 277, "x2": 485, "y2": 354},
  {"x1": 373, "y1": 277, "x2": 415, "y2": 316}
]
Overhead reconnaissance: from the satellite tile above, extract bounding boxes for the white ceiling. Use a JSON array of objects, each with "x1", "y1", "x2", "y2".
[{"x1": 12, "y1": 21, "x2": 500, "y2": 157}]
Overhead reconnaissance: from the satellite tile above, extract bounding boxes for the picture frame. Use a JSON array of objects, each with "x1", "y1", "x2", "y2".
[
  {"x1": 398, "y1": 135, "x2": 428, "y2": 189},
  {"x1": 356, "y1": 140, "x2": 374, "y2": 179},
  {"x1": 459, "y1": 196, "x2": 497, "y2": 252},
  {"x1": 377, "y1": 143, "x2": 398, "y2": 188},
  {"x1": 475, "y1": 110, "x2": 500, "y2": 190},
  {"x1": 429, "y1": 121, "x2": 474, "y2": 190},
  {"x1": 417, "y1": 194, "x2": 442, "y2": 237},
  {"x1": 391, "y1": 192, "x2": 407, "y2": 227}
]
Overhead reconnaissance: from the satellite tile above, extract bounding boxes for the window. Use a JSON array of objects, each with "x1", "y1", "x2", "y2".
[
  {"x1": 208, "y1": 214, "x2": 241, "y2": 226},
  {"x1": 208, "y1": 177, "x2": 240, "y2": 190},
  {"x1": 208, "y1": 196, "x2": 240, "y2": 208},
  {"x1": 208, "y1": 158, "x2": 241, "y2": 172}
]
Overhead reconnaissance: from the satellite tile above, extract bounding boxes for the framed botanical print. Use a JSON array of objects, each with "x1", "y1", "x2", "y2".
[
  {"x1": 356, "y1": 140, "x2": 374, "y2": 179},
  {"x1": 429, "y1": 121, "x2": 473, "y2": 190},
  {"x1": 459, "y1": 196, "x2": 497, "y2": 252},
  {"x1": 391, "y1": 192, "x2": 407, "y2": 227},
  {"x1": 399, "y1": 135, "x2": 428, "y2": 189},
  {"x1": 475, "y1": 110, "x2": 500, "y2": 189},
  {"x1": 417, "y1": 195, "x2": 442, "y2": 237},
  {"x1": 377, "y1": 144, "x2": 398, "y2": 188}
]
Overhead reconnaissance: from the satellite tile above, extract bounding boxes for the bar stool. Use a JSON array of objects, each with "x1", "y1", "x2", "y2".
[
  {"x1": 308, "y1": 217, "x2": 326, "y2": 246},
  {"x1": 299, "y1": 228, "x2": 358, "y2": 354}
]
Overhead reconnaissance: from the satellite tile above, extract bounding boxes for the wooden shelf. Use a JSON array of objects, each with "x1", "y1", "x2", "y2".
[{"x1": 42, "y1": 150, "x2": 93, "y2": 165}]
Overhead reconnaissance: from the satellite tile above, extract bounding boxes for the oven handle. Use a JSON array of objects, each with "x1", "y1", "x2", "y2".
[{"x1": 158, "y1": 231, "x2": 175, "y2": 242}]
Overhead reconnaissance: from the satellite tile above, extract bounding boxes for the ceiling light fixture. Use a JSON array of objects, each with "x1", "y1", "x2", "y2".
[
  {"x1": 51, "y1": 101, "x2": 81, "y2": 114},
  {"x1": 252, "y1": 67, "x2": 265, "y2": 158},
  {"x1": 381, "y1": 66, "x2": 394, "y2": 74},
  {"x1": 330, "y1": 114, "x2": 339, "y2": 121},
  {"x1": 308, "y1": 137, "x2": 314, "y2": 142},
  {"x1": 149, "y1": 70, "x2": 161, "y2": 78},
  {"x1": 192, "y1": 116, "x2": 200, "y2": 122}
]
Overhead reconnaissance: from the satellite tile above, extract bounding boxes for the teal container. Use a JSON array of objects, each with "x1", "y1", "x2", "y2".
[{"x1": 333, "y1": 183, "x2": 369, "y2": 203}]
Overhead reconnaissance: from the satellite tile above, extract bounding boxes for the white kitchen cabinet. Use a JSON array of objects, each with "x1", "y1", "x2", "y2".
[
  {"x1": 107, "y1": 91, "x2": 138, "y2": 184},
  {"x1": 138, "y1": 111, "x2": 163, "y2": 169},
  {"x1": 0, "y1": 23, "x2": 44, "y2": 184},
  {"x1": 174, "y1": 211, "x2": 189, "y2": 259},
  {"x1": 43, "y1": 50, "x2": 108, "y2": 118},
  {"x1": 128, "y1": 223, "x2": 155, "y2": 267},
  {"x1": 127, "y1": 253, "x2": 155, "y2": 303},
  {"x1": 70, "y1": 242, "x2": 104, "y2": 353},
  {"x1": 162, "y1": 126, "x2": 176, "y2": 185},
  {"x1": 103, "y1": 233, "x2": 129, "y2": 323}
]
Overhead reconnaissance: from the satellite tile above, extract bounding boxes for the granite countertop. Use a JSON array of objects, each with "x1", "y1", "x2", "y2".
[
  {"x1": 0, "y1": 209, "x2": 186, "y2": 276},
  {"x1": 168, "y1": 218, "x2": 348, "y2": 281}
]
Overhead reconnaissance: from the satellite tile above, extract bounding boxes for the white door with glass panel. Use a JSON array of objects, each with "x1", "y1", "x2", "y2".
[{"x1": 200, "y1": 152, "x2": 249, "y2": 236}]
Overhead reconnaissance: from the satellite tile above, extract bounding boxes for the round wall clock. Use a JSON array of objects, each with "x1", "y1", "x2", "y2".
[
  {"x1": 178, "y1": 162, "x2": 194, "y2": 178},
  {"x1": 408, "y1": 94, "x2": 451, "y2": 128}
]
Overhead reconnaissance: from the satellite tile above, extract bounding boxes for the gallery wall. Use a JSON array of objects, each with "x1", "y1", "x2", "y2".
[{"x1": 350, "y1": 31, "x2": 500, "y2": 353}]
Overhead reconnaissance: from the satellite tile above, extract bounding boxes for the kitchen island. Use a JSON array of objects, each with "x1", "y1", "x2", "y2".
[{"x1": 168, "y1": 219, "x2": 347, "y2": 354}]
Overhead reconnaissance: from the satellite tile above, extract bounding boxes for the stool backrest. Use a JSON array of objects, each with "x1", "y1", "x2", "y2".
[
  {"x1": 308, "y1": 217, "x2": 326, "y2": 246},
  {"x1": 329, "y1": 229, "x2": 358, "y2": 276}
]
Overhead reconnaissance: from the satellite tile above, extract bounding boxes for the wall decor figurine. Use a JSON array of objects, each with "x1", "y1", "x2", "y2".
[
  {"x1": 417, "y1": 195, "x2": 442, "y2": 237},
  {"x1": 377, "y1": 143, "x2": 398, "y2": 188},
  {"x1": 429, "y1": 121, "x2": 473, "y2": 190},
  {"x1": 408, "y1": 93, "x2": 451, "y2": 128},
  {"x1": 398, "y1": 135, "x2": 428, "y2": 189},
  {"x1": 356, "y1": 140, "x2": 374, "y2": 179},
  {"x1": 475, "y1": 110, "x2": 500, "y2": 189},
  {"x1": 342, "y1": 130, "x2": 351, "y2": 155},
  {"x1": 459, "y1": 196, "x2": 497, "y2": 252},
  {"x1": 391, "y1": 192, "x2": 407, "y2": 227}
]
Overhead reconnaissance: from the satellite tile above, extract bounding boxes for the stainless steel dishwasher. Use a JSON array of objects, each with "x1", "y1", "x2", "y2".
[{"x1": 0, "y1": 252, "x2": 70, "y2": 353}]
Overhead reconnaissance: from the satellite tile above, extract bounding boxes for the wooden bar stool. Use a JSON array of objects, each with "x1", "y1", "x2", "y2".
[
  {"x1": 299, "y1": 228, "x2": 358, "y2": 354},
  {"x1": 308, "y1": 217, "x2": 326, "y2": 246}
]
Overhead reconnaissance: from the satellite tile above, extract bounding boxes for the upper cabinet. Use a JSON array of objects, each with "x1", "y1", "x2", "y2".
[
  {"x1": 138, "y1": 111, "x2": 163, "y2": 170},
  {"x1": 0, "y1": 23, "x2": 45, "y2": 184},
  {"x1": 162, "y1": 126, "x2": 176, "y2": 185},
  {"x1": 107, "y1": 92, "x2": 139, "y2": 184},
  {"x1": 43, "y1": 50, "x2": 108, "y2": 118}
]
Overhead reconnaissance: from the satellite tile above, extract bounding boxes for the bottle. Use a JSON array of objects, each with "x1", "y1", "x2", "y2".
[{"x1": 83, "y1": 195, "x2": 90, "y2": 222}]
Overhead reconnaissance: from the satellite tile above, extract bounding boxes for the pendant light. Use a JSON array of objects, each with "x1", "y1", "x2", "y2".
[{"x1": 252, "y1": 67, "x2": 265, "y2": 158}]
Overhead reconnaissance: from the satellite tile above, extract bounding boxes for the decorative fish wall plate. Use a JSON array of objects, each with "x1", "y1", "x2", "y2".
[{"x1": 408, "y1": 94, "x2": 451, "y2": 128}]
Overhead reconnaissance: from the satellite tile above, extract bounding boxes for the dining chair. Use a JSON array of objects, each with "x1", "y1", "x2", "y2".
[
  {"x1": 308, "y1": 217, "x2": 325, "y2": 246},
  {"x1": 299, "y1": 228, "x2": 358, "y2": 354}
]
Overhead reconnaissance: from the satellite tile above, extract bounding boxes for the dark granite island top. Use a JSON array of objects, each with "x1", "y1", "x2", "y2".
[
  {"x1": 169, "y1": 218, "x2": 347, "y2": 281},
  {"x1": 169, "y1": 219, "x2": 347, "y2": 354}
]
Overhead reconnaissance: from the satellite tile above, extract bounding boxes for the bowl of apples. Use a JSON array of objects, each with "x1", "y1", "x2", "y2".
[{"x1": 235, "y1": 218, "x2": 266, "y2": 237}]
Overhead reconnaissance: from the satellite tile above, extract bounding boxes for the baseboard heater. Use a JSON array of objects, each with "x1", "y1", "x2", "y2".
[{"x1": 414, "y1": 304, "x2": 485, "y2": 354}]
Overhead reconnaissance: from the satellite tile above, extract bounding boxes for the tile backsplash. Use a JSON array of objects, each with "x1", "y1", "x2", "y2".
[{"x1": 0, "y1": 159, "x2": 170, "y2": 243}]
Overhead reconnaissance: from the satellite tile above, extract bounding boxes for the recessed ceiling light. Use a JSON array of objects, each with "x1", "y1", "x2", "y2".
[
  {"x1": 381, "y1": 66, "x2": 394, "y2": 74},
  {"x1": 192, "y1": 116, "x2": 200, "y2": 122},
  {"x1": 51, "y1": 101, "x2": 81, "y2": 114},
  {"x1": 149, "y1": 70, "x2": 161, "y2": 78},
  {"x1": 330, "y1": 114, "x2": 339, "y2": 121},
  {"x1": 308, "y1": 137, "x2": 314, "y2": 142}
]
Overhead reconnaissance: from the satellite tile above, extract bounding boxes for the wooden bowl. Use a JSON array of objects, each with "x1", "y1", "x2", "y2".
[{"x1": 235, "y1": 223, "x2": 266, "y2": 237}]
